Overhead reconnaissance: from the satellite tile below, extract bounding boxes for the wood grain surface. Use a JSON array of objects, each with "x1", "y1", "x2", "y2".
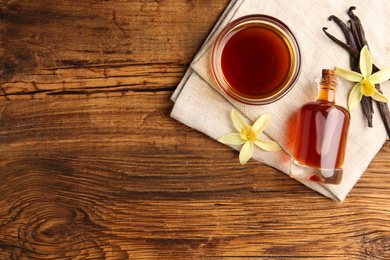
[{"x1": 1, "y1": 0, "x2": 390, "y2": 259}]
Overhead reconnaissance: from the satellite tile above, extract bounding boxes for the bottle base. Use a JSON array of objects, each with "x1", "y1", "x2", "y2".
[{"x1": 290, "y1": 158, "x2": 343, "y2": 185}]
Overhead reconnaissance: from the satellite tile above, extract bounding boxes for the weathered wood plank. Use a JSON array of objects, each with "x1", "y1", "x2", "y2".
[
  {"x1": 0, "y1": 63, "x2": 186, "y2": 100},
  {"x1": 0, "y1": 0, "x2": 229, "y2": 100},
  {"x1": 2, "y1": 0, "x2": 390, "y2": 258}
]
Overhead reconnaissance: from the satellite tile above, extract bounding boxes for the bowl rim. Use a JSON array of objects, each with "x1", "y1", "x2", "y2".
[{"x1": 211, "y1": 14, "x2": 302, "y2": 105}]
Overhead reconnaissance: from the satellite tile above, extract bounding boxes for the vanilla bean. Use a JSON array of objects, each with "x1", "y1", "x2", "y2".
[
  {"x1": 327, "y1": 16, "x2": 359, "y2": 67},
  {"x1": 322, "y1": 27, "x2": 381, "y2": 72},
  {"x1": 328, "y1": 16, "x2": 353, "y2": 44},
  {"x1": 348, "y1": 6, "x2": 369, "y2": 48},
  {"x1": 322, "y1": 28, "x2": 359, "y2": 57},
  {"x1": 374, "y1": 85, "x2": 390, "y2": 136},
  {"x1": 372, "y1": 67, "x2": 390, "y2": 137},
  {"x1": 328, "y1": 15, "x2": 358, "y2": 67},
  {"x1": 349, "y1": 19, "x2": 363, "y2": 50}
]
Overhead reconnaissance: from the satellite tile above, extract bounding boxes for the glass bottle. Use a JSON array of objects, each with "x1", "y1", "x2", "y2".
[{"x1": 290, "y1": 69, "x2": 350, "y2": 184}]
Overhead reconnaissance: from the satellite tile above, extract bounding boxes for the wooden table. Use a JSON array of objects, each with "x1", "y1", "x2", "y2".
[{"x1": 1, "y1": 1, "x2": 390, "y2": 259}]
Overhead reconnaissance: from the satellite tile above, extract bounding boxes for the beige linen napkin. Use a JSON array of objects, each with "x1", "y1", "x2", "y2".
[{"x1": 171, "y1": 0, "x2": 390, "y2": 202}]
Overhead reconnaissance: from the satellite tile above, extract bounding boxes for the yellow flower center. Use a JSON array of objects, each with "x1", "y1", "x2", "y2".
[
  {"x1": 360, "y1": 79, "x2": 375, "y2": 97},
  {"x1": 240, "y1": 125, "x2": 258, "y2": 142}
]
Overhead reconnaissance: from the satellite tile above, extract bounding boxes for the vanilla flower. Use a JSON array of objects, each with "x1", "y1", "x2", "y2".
[
  {"x1": 336, "y1": 46, "x2": 390, "y2": 111},
  {"x1": 218, "y1": 109, "x2": 281, "y2": 165}
]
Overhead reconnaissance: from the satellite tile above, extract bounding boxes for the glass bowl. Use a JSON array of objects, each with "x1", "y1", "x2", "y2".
[{"x1": 211, "y1": 14, "x2": 302, "y2": 105}]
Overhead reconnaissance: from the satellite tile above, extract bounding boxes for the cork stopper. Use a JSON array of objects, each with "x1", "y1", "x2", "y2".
[
  {"x1": 320, "y1": 69, "x2": 338, "y2": 88},
  {"x1": 322, "y1": 69, "x2": 338, "y2": 81}
]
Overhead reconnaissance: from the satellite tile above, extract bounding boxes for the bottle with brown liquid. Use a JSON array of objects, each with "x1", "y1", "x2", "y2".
[{"x1": 291, "y1": 69, "x2": 350, "y2": 184}]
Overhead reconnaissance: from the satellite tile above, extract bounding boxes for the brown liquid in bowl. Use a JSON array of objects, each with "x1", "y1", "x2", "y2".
[{"x1": 221, "y1": 25, "x2": 292, "y2": 99}]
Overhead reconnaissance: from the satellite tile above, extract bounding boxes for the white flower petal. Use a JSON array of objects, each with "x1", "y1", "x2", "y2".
[
  {"x1": 367, "y1": 68, "x2": 390, "y2": 84},
  {"x1": 254, "y1": 139, "x2": 281, "y2": 151},
  {"x1": 231, "y1": 109, "x2": 247, "y2": 132},
  {"x1": 218, "y1": 133, "x2": 246, "y2": 145},
  {"x1": 239, "y1": 141, "x2": 253, "y2": 165},
  {"x1": 371, "y1": 89, "x2": 389, "y2": 103},
  {"x1": 336, "y1": 67, "x2": 364, "y2": 82},
  {"x1": 348, "y1": 82, "x2": 363, "y2": 111},
  {"x1": 252, "y1": 113, "x2": 270, "y2": 134},
  {"x1": 360, "y1": 46, "x2": 372, "y2": 78}
]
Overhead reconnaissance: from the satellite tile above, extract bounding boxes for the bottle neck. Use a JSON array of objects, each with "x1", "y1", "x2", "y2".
[{"x1": 316, "y1": 80, "x2": 337, "y2": 104}]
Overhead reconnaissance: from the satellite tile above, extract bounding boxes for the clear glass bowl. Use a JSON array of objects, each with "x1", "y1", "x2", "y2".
[{"x1": 211, "y1": 14, "x2": 302, "y2": 105}]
